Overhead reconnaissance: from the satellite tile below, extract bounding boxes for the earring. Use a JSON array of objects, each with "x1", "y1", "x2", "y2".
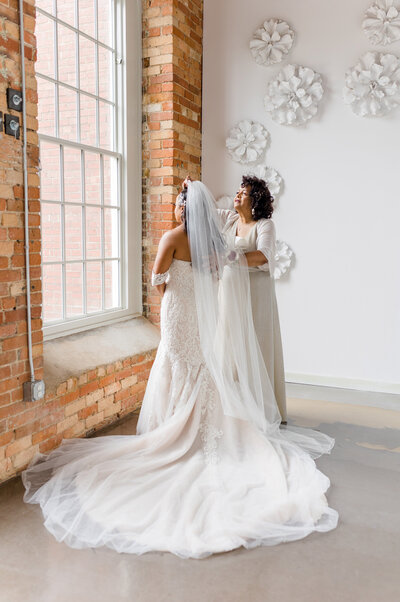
[{"x1": 251, "y1": 208, "x2": 255, "y2": 217}]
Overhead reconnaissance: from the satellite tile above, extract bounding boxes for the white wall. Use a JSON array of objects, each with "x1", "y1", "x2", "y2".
[{"x1": 202, "y1": 0, "x2": 400, "y2": 392}]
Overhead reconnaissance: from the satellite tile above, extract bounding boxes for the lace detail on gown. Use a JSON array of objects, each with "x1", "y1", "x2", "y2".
[
  {"x1": 160, "y1": 259, "x2": 203, "y2": 366},
  {"x1": 199, "y1": 370, "x2": 223, "y2": 465},
  {"x1": 158, "y1": 259, "x2": 223, "y2": 463}
]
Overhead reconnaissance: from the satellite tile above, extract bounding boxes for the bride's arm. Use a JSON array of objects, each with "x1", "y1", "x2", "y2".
[{"x1": 152, "y1": 231, "x2": 176, "y2": 296}]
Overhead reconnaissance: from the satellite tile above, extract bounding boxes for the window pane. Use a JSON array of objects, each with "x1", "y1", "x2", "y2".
[
  {"x1": 57, "y1": 0, "x2": 75, "y2": 26},
  {"x1": 85, "y1": 152, "x2": 101, "y2": 204},
  {"x1": 98, "y1": 46, "x2": 113, "y2": 101},
  {"x1": 86, "y1": 206, "x2": 101, "y2": 259},
  {"x1": 59, "y1": 86, "x2": 78, "y2": 141},
  {"x1": 86, "y1": 261, "x2": 102, "y2": 312},
  {"x1": 43, "y1": 263, "x2": 63, "y2": 322},
  {"x1": 80, "y1": 93, "x2": 97, "y2": 146},
  {"x1": 36, "y1": 12, "x2": 55, "y2": 78},
  {"x1": 104, "y1": 260, "x2": 119, "y2": 309},
  {"x1": 37, "y1": 0, "x2": 55, "y2": 14},
  {"x1": 37, "y1": 77, "x2": 56, "y2": 136},
  {"x1": 98, "y1": 0, "x2": 113, "y2": 46},
  {"x1": 78, "y1": 0, "x2": 96, "y2": 38},
  {"x1": 40, "y1": 141, "x2": 60, "y2": 200},
  {"x1": 41, "y1": 203, "x2": 62, "y2": 261},
  {"x1": 79, "y1": 35, "x2": 97, "y2": 95},
  {"x1": 65, "y1": 205, "x2": 83, "y2": 260},
  {"x1": 64, "y1": 146, "x2": 82, "y2": 203},
  {"x1": 103, "y1": 155, "x2": 118, "y2": 206},
  {"x1": 58, "y1": 23, "x2": 77, "y2": 87},
  {"x1": 104, "y1": 207, "x2": 118, "y2": 258},
  {"x1": 66, "y1": 263, "x2": 83, "y2": 317},
  {"x1": 99, "y1": 101, "x2": 113, "y2": 150}
]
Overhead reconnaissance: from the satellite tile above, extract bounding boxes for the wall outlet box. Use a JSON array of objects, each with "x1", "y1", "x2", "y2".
[
  {"x1": 4, "y1": 114, "x2": 20, "y2": 139},
  {"x1": 7, "y1": 88, "x2": 23, "y2": 112},
  {"x1": 23, "y1": 379, "x2": 46, "y2": 402}
]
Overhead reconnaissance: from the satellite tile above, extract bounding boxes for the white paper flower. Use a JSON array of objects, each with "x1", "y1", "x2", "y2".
[
  {"x1": 343, "y1": 52, "x2": 400, "y2": 117},
  {"x1": 226, "y1": 120, "x2": 270, "y2": 164},
  {"x1": 248, "y1": 165, "x2": 283, "y2": 198},
  {"x1": 216, "y1": 195, "x2": 234, "y2": 210},
  {"x1": 264, "y1": 64, "x2": 324, "y2": 126},
  {"x1": 363, "y1": 0, "x2": 400, "y2": 45},
  {"x1": 250, "y1": 19, "x2": 295, "y2": 66},
  {"x1": 274, "y1": 240, "x2": 294, "y2": 280}
]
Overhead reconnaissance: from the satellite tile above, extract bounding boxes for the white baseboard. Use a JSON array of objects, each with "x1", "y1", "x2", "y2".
[
  {"x1": 285, "y1": 372, "x2": 400, "y2": 395},
  {"x1": 286, "y1": 380, "x2": 400, "y2": 412}
]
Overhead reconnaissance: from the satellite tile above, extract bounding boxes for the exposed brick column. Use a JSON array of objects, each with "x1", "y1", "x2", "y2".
[
  {"x1": 0, "y1": 0, "x2": 43, "y2": 480},
  {"x1": 142, "y1": 0, "x2": 203, "y2": 324}
]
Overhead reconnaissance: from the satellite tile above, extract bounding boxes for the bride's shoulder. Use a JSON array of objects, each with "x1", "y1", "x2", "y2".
[{"x1": 162, "y1": 225, "x2": 185, "y2": 242}]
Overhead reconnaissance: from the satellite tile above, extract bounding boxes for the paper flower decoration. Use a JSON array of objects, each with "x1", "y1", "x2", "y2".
[
  {"x1": 226, "y1": 120, "x2": 270, "y2": 164},
  {"x1": 343, "y1": 52, "x2": 400, "y2": 117},
  {"x1": 248, "y1": 165, "x2": 283, "y2": 198},
  {"x1": 274, "y1": 240, "x2": 294, "y2": 280},
  {"x1": 363, "y1": 0, "x2": 400, "y2": 45},
  {"x1": 250, "y1": 19, "x2": 295, "y2": 66},
  {"x1": 216, "y1": 195, "x2": 234, "y2": 210},
  {"x1": 264, "y1": 64, "x2": 324, "y2": 126}
]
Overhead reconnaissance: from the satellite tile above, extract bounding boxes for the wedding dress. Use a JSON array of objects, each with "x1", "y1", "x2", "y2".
[{"x1": 22, "y1": 182, "x2": 338, "y2": 559}]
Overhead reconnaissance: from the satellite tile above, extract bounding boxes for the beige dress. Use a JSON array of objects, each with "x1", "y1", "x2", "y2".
[{"x1": 219, "y1": 210, "x2": 287, "y2": 422}]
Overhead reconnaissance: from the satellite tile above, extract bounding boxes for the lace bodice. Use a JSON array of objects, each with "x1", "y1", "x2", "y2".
[{"x1": 160, "y1": 259, "x2": 203, "y2": 366}]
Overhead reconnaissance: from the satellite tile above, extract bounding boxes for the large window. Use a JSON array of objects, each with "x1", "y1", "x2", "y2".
[{"x1": 36, "y1": 0, "x2": 141, "y2": 338}]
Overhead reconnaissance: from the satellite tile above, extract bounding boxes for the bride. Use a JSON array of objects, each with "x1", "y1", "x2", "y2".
[{"x1": 22, "y1": 181, "x2": 338, "y2": 559}]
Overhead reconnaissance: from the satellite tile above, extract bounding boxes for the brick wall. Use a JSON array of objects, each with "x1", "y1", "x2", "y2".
[
  {"x1": 142, "y1": 0, "x2": 203, "y2": 324},
  {"x1": 0, "y1": 0, "x2": 203, "y2": 484}
]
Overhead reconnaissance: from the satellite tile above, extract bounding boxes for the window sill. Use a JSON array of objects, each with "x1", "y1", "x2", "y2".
[{"x1": 43, "y1": 316, "x2": 160, "y2": 392}]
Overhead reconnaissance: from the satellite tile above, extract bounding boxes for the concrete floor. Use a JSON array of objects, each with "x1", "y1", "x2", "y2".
[{"x1": 1, "y1": 397, "x2": 399, "y2": 602}]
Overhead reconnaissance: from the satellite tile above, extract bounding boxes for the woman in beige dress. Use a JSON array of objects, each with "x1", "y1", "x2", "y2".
[{"x1": 183, "y1": 175, "x2": 287, "y2": 423}]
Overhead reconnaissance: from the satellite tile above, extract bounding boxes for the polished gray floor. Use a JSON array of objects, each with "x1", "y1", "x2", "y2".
[{"x1": 1, "y1": 397, "x2": 399, "y2": 602}]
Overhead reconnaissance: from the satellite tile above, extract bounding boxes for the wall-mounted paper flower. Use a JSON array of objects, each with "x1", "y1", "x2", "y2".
[
  {"x1": 343, "y1": 52, "x2": 400, "y2": 117},
  {"x1": 216, "y1": 195, "x2": 234, "y2": 210},
  {"x1": 363, "y1": 0, "x2": 400, "y2": 45},
  {"x1": 226, "y1": 120, "x2": 270, "y2": 164},
  {"x1": 250, "y1": 19, "x2": 295, "y2": 66},
  {"x1": 274, "y1": 240, "x2": 294, "y2": 280},
  {"x1": 264, "y1": 64, "x2": 324, "y2": 126},
  {"x1": 249, "y1": 165, "x2": 283, "y2": 199}
]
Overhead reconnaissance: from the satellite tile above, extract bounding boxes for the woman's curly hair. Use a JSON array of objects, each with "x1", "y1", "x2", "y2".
[{"x1": 241, "y1": 175, "x2": 274, "y2": 220}]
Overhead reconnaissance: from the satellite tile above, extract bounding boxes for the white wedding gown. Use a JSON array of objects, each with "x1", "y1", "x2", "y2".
[{"x1": 22, "y1": 257, "x2": 338, "y2": 559}]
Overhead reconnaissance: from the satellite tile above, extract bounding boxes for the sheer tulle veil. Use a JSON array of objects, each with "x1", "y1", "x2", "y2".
[{"x1": 186, "y1": 180, "x2": 334, "y2": 457}]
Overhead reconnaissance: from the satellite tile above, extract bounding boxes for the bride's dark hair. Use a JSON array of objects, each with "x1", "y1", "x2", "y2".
[
  {"x1": 242, "y1": 175, "x2": 274, "y2": 220},
  {"x1": 178, "y1": 187, "x2": 188, "y2": 232}
]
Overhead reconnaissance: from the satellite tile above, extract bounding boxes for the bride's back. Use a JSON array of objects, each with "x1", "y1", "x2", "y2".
[{"x1": 170, "y1": 225, "x2": 191, "y2": 262}]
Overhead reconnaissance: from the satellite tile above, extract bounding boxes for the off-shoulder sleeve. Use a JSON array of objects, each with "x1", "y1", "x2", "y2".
[
  {"x1": 217, "y1": 209, "x2": 236, "y2": 229},
  {"x1": 255, "y1": 219, "x2": 276, "y2": 273}
]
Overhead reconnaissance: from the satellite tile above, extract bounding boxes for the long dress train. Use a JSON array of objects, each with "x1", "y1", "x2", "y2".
[{"x1": 22, "y1": 258, "x2": 338, "y2": 559}]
